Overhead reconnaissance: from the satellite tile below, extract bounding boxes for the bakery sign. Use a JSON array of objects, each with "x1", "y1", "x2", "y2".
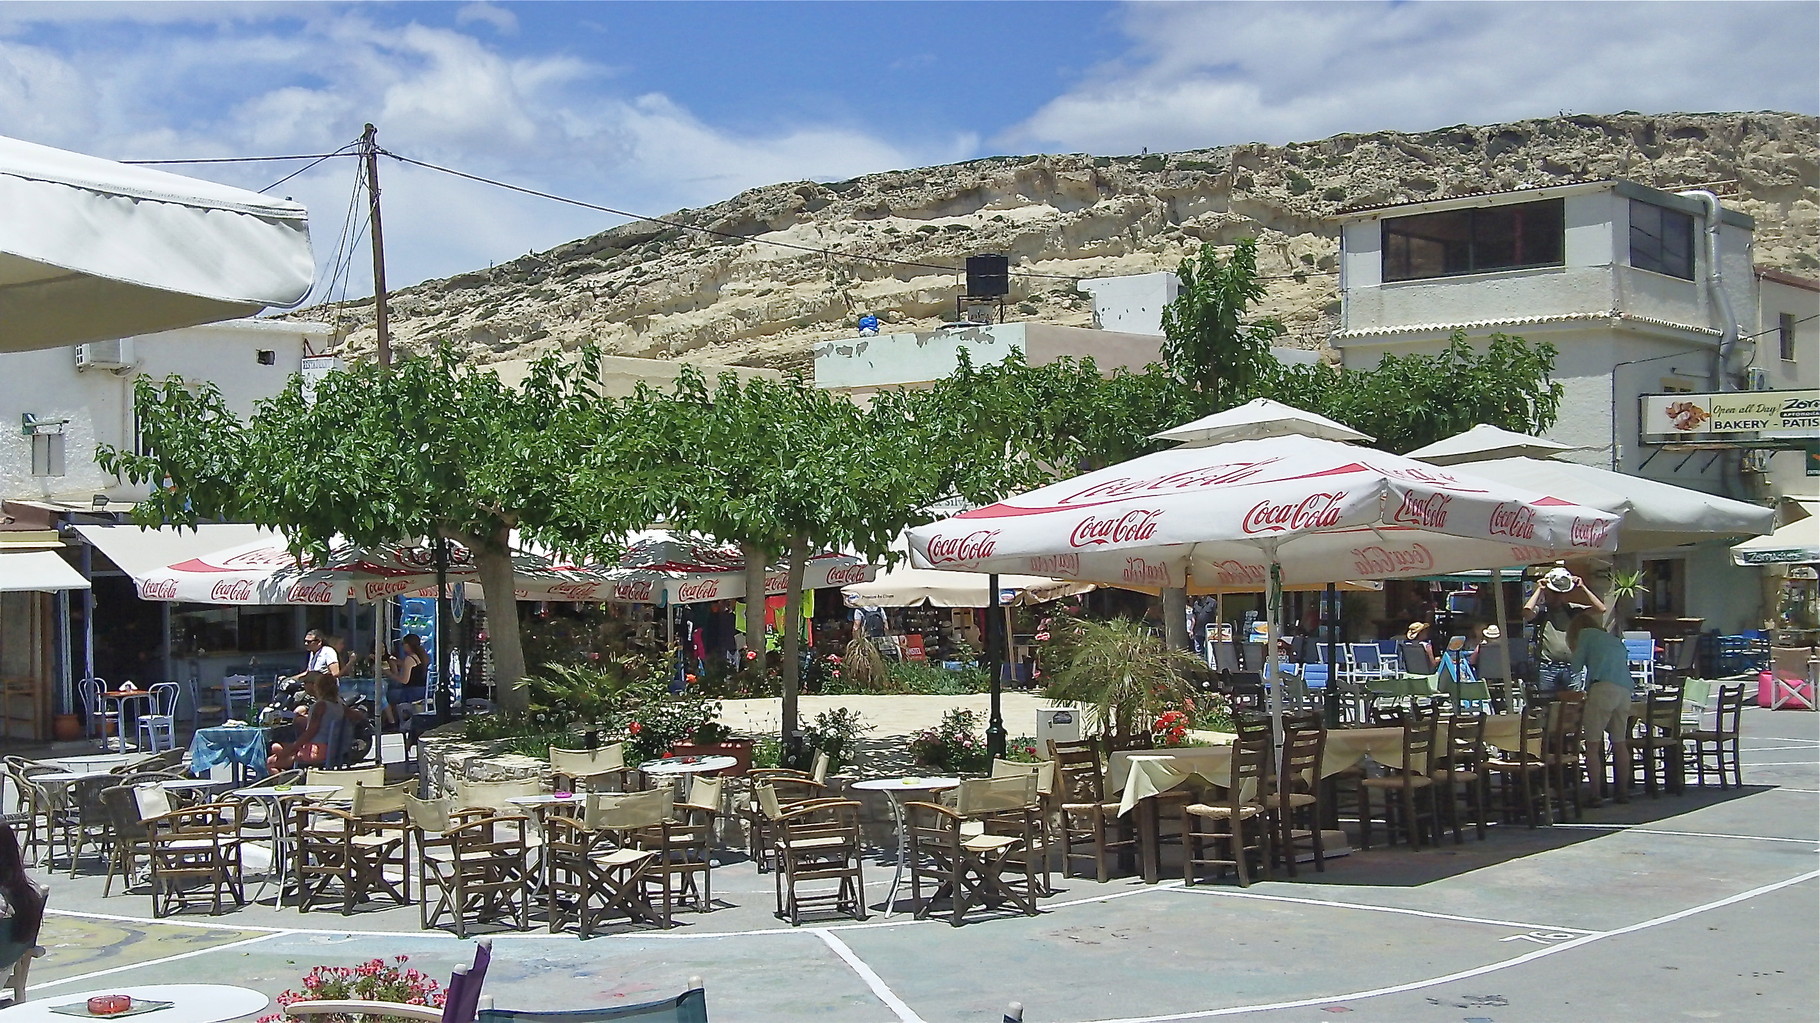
[{"x1": 1640, "y1": 389, "x2": 1820, "y2": 443}]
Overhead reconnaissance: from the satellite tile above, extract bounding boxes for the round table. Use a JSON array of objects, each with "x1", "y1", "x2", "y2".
[
  {"x1": 227, "y1": 785, "x2": 342, "y2": 896},
  {"x1": 0, "y1": 985, "x2": 268, "y2": 1023},
  {"x1": 637, "y1": 755, "x2": 738, "y2": 778},
  {"x1": 850, "y1": 776, "x2": 962, "y2": 917}
]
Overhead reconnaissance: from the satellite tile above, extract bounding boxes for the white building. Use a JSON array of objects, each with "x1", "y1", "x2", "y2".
[
  {"x1": 1, "y1": 318, "x2": 329, "y2": 740},
  {"x1": 1332, "y1": 180, "x2": 1814, "y2": 634},
  {"x1": 813, "y1": 272, "x2": 1317, "y2": 400}
]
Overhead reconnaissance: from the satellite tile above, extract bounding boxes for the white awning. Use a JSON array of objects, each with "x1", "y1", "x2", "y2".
[
  {"x1": 0, "y1": 550, "x2": 88, "y2": 592},
  {"x1": 75, "y1": 522, "x2": 273, "y2": 580},
  {"x1": 0, "y1": 134, "x2": 314, "y2": 353}
]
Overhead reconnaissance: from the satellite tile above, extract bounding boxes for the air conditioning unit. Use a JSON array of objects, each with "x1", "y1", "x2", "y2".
[
  {"x1": 74, "y1": 337, "x2": 136, "y2": 372},
  {"x1": 1745, "y1": 367, "x2": 1769, "y2": 391}
]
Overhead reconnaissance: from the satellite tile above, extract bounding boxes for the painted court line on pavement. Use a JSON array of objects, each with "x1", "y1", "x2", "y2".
[
  {"x1": 814, "y1": 928, "x2": 926, "y2": 1023},
  {"x1": 1551, "y1": 823, "x2": 1820, "y2": 845},
  {"x1": 1166, "y1": 886, "x2": 1597, "y2": 934},
  {"x1": 1076, "y1": 869, "x2": 1820, "y2": 1023},
  {"x1": 29, "y1": 932, "x2": 281, "y2": 990}
]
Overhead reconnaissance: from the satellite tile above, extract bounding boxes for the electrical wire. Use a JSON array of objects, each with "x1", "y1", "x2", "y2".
[
  {"x1": 119, "y1": 153, "x2": 352, "y2": 165},
  {"x1": 382, "y1": 149, "x2": 1098, "y2": 284},
  {"x1": 260, "y1": 140, "x2": 363, "y2": 195}
]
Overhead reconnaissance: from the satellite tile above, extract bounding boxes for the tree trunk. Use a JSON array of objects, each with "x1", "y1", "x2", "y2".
[
  {"x1": 740, "y1": 541, "x2": 770, "y2": 666},
  {"x1": 1162, "y1": 586, "x2": 1190, "y2": 650},
  {"x1": 779, "y1": 536, "x2": 810, "y2": 738},
  {"x1": 467, "y1": 529, "x2": 528, "y2": 714}
]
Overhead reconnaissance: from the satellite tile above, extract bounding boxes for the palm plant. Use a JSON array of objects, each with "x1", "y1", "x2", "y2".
[{"x1": 1039, "y1": 616, "x2": 1200, "y2": 743}]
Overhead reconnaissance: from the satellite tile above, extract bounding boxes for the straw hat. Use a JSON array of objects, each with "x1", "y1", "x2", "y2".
[
  {"x1": 1481, "y1": 624, "x2": 1503, "y2": 641},
  {"x1": 1405, "y1": 621, "x2": 1431, "y2": 640}
]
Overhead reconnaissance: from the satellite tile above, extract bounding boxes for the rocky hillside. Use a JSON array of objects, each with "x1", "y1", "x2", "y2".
[{"x1": 296, "y1": 111, "x2": 1818, "y2": 373}]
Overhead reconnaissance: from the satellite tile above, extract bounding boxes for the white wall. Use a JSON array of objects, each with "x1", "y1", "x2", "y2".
[
  {"x1": 1755, "y1": 272, "x2": 1820, "y2": 499},
  {"x1": 0, "y1": 318, "x2": 328, "y2": 502},
  {"x1": 1081, "y1": 271, "x2": 1179, "y2": 336}
]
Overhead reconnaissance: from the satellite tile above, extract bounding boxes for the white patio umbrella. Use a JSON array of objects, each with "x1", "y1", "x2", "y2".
[
  {"x1": 842, "y1": 566, "x2": 1092, "y2": 608},
  {"x1": 0, "y1": 134, "x2": 314, "y2": 352},
  {"x1": 906, "y1": 425, "x2": 1623, "y2": 732},
  {"x1": 1150, "y1": 397, "x2": 1373, "y2": 447},
  {"x1": 1731, "y1": 498, "x2": 1819, "y2": 566},
  {"x1": 596, "y1": 529, "x2": 876, "y2": 606},
  {"x1": 1405, "y1": 424, "x2": 1581, "y2": 465},
  {"x1": 1422, "y1": 456, "x2": 1775, "y2": 552}
]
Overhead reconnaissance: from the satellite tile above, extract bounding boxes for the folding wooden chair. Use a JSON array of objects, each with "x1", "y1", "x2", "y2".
[
  {"x1": 906, "y1": 776, "x2": 1040, "y2": 926},
  {"x1": 762, "y1": 786, "x2": 866, "y2": 926},
  {"x1": 406, "y1": 794, "x2": 531, "y2": 937}
]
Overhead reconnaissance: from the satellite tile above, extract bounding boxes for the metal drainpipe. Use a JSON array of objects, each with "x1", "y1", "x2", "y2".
[{"x1": 1679, "y1": 189, "x2": 1748, "y2": 498}]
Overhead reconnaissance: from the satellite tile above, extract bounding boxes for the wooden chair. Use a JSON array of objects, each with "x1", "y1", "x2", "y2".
[
  {"x1": 1543, "y1": 695, "x2": 1587, "y2": 822},
  {"x1": 740, "y1": 774, "x2": 827, "y2": 872},
  {"x1": 1484, "y1": 704, "x2": 1550, "y2": 828},
  {"x1": 1273, "y1": 718, "x2": 1327, "y2": 875},
  {"x1": 1049, "y1": 740, "x2": 1135, "y2": 883},
  {"x1": 144, "y1": 801, "x2": 247, "y2": 917},
  {"x1": 406, "y1": 794, "x2": 531, "y2": 937},
  {"x1": 306, "y1": 764, "x2": 388, "y2": 803},
  {"x1": 550, "y1": 743, "x2": 635, "y2": 793},
  {"x1": 1, "y1": 823, "x2": 48, "y2": 1006},
  {"x1": 541, "y1": 794, "x2": 663, "y2": 936},
  {"x1": 285, "y1": 939, "x2": 492, "y2": 1023},
  {"x1": 294, "y1": 782, "x2": 414, "y2": 915},
  {"x1": 638, "y1": 775, "x2": 720, "y2": 916},
  {"x1": 907, "y1": 776, "x2": 1041, "y2": 926},
  {"x1": 990, "y1": 759, "x2": 1057, "y2": 894},
  {"x1": 1630, "y1": 681, "x2": 1686, "y2": 798},
  {"x1": 1685, "y1": 684, "x2": 1746, "y2": 790},
  {"x1": 761, "y1": 785, "x2": 866, "y2": 926},
  {"x1": 1182, "y1": 727, "x2": 1272, "y2": 887},
  {"x1": 1432, "y1": 710, "x2": 1488, "y2": 843},
  {"x1": 1358, "y1": 709, "x2": 1439, "y2": 850},
  {"x1": 593, "y1": 789, "x2": 690, "y2": 928}
]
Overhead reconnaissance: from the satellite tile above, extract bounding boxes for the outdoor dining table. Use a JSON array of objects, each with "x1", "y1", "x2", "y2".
[
  {"x1": 850, "y1": 776, "x2": 961, "y2": 917},
  {"x1": 0, "y1": 985, "x2": 269, "y2": 1023},
  {"x1": 188, "y1": 725, "x2": 269, "y2": 783},
  {"x1": 101, "y1": 689, "x2": 157, "y2": 754},
  {"x1": 42, "y1": 752, "x2": 139, "y2": 773},
  {"x1": 227, "y1": 784, "x2": 341, "y2": 898}
]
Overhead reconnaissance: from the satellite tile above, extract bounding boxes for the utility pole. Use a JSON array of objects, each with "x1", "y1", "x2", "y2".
[{"x1": 360, "y1": 123, "x2": 392, "y2": 369}]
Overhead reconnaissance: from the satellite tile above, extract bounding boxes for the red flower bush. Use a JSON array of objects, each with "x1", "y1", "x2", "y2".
[{"x1": 259, "y1": 957, "x2": 443, "y2": 1023}]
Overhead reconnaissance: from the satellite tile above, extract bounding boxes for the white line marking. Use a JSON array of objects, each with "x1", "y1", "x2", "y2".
[
  {"x1": 1741, "y1": 745, "x2": 1820, "y2": 752},
  {"x1": 29, "y1": 933, "x2": 281, "y2": 990},
  {"x1": 814, "y1": 928, "x2": 926, "y2": 1023},
  {"x1": 1076, "y1": 869, "x2": 1820, "y2": 1023},
  {"x1": 1742, "y1": 761, "x2": 1820, "y2": 767},
  {"x1": 1549, "y1": 824, "x2": 1820, "y2": 845},
  {"x1": 1769, "y1": 787, "x2": 1820, "y2": 794},
  {"x1": 1167, "y1": 886, "x2": 1596, "y2": 934}
]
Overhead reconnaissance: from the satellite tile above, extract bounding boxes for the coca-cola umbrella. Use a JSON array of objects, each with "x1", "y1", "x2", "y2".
[{"x1": 905, "y1": 426, "x2": 1624, "y2": 731}]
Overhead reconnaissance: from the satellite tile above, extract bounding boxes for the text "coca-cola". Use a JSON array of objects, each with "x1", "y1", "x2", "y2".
[
  {"x1": 1241, "y1": 493, "x2": 1348, "y2": 534},
  {"x1": 924, "y1": 530, "x2": 1000, "y2": 564},
  {"x1": 1069, "y1": 509, "x2": 1162, "y2": 548}
]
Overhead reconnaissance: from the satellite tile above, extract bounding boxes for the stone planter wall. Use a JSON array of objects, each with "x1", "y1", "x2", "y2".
[{"x1": 417, "y1": 721, "x2": 549, "y2": 796}]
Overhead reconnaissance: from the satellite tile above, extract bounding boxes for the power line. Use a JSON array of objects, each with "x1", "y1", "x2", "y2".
[
  {"x1": 380, "y1": 148, "x2": 1086, "y2": 284},
  {"x1": 260, "y1": 140, "x2": 363, "y2": 194},
  {"x1": 120, "y1": 153, "x2": 353, "y2": 165}
]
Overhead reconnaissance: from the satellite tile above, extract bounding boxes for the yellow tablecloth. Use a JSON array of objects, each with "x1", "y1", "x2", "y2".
[{"x1": 1107, "y1": 714, "x2": 1525, "y2": 816}]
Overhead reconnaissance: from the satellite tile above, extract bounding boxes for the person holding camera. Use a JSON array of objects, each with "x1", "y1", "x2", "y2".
[{"x1": 1524, "y1": 567, "x2": 1607, "y2": 697}]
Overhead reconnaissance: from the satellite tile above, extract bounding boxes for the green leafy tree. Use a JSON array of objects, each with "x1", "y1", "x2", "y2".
[
  {"x1": 1160, "y1": 239, "x2": 1284, "y2": 405},
  {"x1": 98, "y1": 347, "x2": 659, "y2": 713}
]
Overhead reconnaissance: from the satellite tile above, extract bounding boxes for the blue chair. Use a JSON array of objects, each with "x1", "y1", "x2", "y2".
[{"x1": 476, "y1": 981, "x2": 708, "y2": 1023}]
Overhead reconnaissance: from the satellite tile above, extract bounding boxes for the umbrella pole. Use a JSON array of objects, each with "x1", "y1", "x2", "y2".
[
  {"x1": 1490, "y1": 566, "x2": 1511, "y2": 698},
  {"x1": 1265, "y1": 553, "x2": 1284, "y2": 752},
  {"x1": 987, "y1": 574, "x2": 1005, "y2": 758}
]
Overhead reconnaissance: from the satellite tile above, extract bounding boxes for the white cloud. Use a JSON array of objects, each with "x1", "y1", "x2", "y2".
[
  {"x1": 0, "y1": 6, "x2": 970, "y2": 296},
  {"x1": 454, "y1": 2, "x2": 516, "y2": 35},
  {"x1": 1005, "y1": 1, "x2": 1820, "y2": 154}
]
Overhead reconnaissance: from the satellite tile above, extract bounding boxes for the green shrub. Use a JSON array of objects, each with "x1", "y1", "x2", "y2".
[{"x1": 910, "y1": 708, "x2": 989, "y2": 773}]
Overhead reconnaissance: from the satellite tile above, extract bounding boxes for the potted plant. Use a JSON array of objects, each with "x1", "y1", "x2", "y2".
[
  {"x1": 668, "y1": 715, "x2": 755, "y2": 776},
  {"x1": 1038, "y1": 615, "x2": 1200, "y2": 747}
]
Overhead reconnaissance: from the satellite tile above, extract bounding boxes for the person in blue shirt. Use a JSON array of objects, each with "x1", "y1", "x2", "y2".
[
  {"x1": 1570, "y1": 612, "x2": 1634, "y2": 804},
  {"x1": 857, "y1": 312, "x2": 880, "y2": 336}
]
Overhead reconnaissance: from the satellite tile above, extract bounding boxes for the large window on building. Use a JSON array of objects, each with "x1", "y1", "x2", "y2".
[
  {"x1": 1382, "y1": 199, "x2": 1564, "y2": 282},
  {"x1": 1629, "y1": 199, "x2": 1696, "y2": 280}
]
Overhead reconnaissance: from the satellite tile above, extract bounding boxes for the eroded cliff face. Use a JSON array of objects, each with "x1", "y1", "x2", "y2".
[{"x1": 295, "y1": 111, "x2": 1818, "y2": 373}]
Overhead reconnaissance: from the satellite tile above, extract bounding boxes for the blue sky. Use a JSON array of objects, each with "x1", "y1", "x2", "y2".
[{"x1": 2, "y1": 1, "x2": 1815, "y2": 304}]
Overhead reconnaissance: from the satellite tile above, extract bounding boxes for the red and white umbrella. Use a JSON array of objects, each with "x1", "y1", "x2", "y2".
[
  {"x1": 906, "y1": 429, "x2": 1623, "y2": 727},
  {"x1": 599, "y1": 531, "x2": 875, "y2": 605},
  {"x1": 135, "y1": 536, "x2": 613, "y2": 605}
]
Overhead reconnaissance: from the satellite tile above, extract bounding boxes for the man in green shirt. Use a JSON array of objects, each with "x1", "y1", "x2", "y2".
[{"x1": 1570, "y1": 612, "x2": 1634, "y2": 804}]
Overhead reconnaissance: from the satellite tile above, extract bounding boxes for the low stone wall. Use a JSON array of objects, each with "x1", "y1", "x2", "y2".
[{"x1": 416, "y1": 721, "x2": 548, "y2": 796}]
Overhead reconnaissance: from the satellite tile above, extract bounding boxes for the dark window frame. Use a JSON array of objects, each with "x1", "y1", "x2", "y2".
[
  {"x1": 1382, "y1": 199, "x2": 1566, "y2": 282},
  {"x1": 1628, "y1": 199, "x2": 1696, "y2": 280},
  {"x1": 1779, "y1": 312, "x2": 1797, "y2": 362}
]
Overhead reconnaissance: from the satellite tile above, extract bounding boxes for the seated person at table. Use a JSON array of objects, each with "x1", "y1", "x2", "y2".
[
  {"x1": 1569, "y1": 612, "x2": 1633, "y2": 805},
  {"x1": 268, "y1": 672, "x2": 354, "y2": 772},
  {"x1": 382, "y1": 633, "x2": 429, "y2": 727}
]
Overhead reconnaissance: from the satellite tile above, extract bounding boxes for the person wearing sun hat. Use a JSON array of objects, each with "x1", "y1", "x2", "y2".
[
  {"x1": 1524, "y1": 566, "x2": 1607, "y2": 698},
  {"x1": 1401, "y1": 620, "x2": 1435, "y2": 673}
]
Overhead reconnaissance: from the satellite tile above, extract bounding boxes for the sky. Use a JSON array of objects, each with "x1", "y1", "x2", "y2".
[{"x1": 2, "y1": 0, "x2": 1815, "y2": 306}]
